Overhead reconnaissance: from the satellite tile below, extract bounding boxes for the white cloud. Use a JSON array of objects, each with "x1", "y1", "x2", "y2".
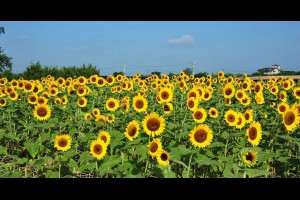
[{"x1": 168, "y1": 34, "x2": 195, "y2": 45}]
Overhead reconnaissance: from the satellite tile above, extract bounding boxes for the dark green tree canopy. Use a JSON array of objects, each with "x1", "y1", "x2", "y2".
[{"x1": 0, "y1": 26, "x2": 13, "y2": 73}]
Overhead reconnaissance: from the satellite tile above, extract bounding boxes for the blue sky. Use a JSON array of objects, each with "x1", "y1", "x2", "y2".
[{"x1": 0, "y1": 21, "x2": 300, "y2": 76}]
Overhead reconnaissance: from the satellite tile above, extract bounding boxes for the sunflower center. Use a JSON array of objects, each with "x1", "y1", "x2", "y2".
[
  {"x1": 194, "y1": 129, "x2": 208, "y2": 143},
  {"x1": 283, "y1": 83, "x2": 288, "y2": 88},
  {"x1": 164, "y1": 105, "x2": 170, "y2": 111},
  {"x1": 204, "y1": 93, "x2": 209, "y2": 98},
  {"x1": 78, "y1": 88, "x2": 84, "y2": 94},
  {"x1": 211, "y1": 110, "x2": 216, "y2": 115},
  {"x1": 296, "y1": 90, "x2": 300, "y2": 96},
  {"x1": 109, "y1": 101, "x2": 115, "y2": 108},
  {"x1": 79, "y1": 78, "x2": 84, "y2": 83},
  {"x1": 0, "y1": 99, "x2": 5, "y2": 104},
  {"x1": 161, "y1": 91, "x2": 169, "y2": 100},
  {"x1": 161, "y1": 153, "x2": 168, "y2": 161},
  {"x1": 10, "y1": 93, "x2": 15, "y2": 98},
  {"x1": 194, "y1": 111, "x2": 203, "y2": 120},
  {"x1": 128, "y1": 125, "x2": 137, "y2": 137},
  {"x1": 94, "y1": 111, "x2": 98, "y2": 115},
  {"x1": 237, "y1": 92, "x2": 243, "y2": 98},
  {"x1": 150, "y1": 142, "x2": 158, "y2": 153},
  {"x1": 189, "y1": 92, "x2": 196, "y2": 98},
  {"x1": 279, "y1": 105, "x2": 286, "y2": 113},
  {"x1": 37, "y1": 107, "x2": 48, "y2": 117},
  {"x1": 242, "y1": 98, "x2": 248, "y2": 103},
  {"x1": 147, "y1": 118, "x2": 160, "y2": 132},
  {"x1": 100, "y1": 135, "x2": 107, "y2": 143},
  {"x1": 244, "y1": 113, "x2": 250, "y2": 120},
  {"x1": 135, "y1": 100, "x2": 144, "y2": 109},
  {"x1": 58, "y1": 139, "x2": 67, "y2": 147},
  {"x1": 188, "y1": 100, "x2": 194, "y2": 108},
  {"x1": 246, "y1": 153, "x2": 253, "y2": 162},
  {"x1": 108, "y1": 116, "x2": 113, "y2": 120},
  {"x1": 93, "y1": 144, "x2": 103, "y2": 155},
  {"x1": 237, "y1": 117, "x2": 242, "y2": 125},
  {"x1": 249, "y1": 127, "x2": 257, "y2": 140},
  {"x1": 38, "y1": 99, "x2": 45, "y2": 104},
  {"x1": 225, "y1": 88, "x2": 232, "y2": 96},
  {"x1": 33, "y1": 87, "x2": 38, "y2": 93},
  {"x1": 91, "y1": 77, "x2": 96, "y2": 82},
  {"x1": 284, "y1": 111, "x2": 295, "y2": 125},
  {"x1": 242, "y1": 83, "x2": 248, "y2": 89},
  {"x1": 227, "y1": 114, "x2": 235, "y2": 123},
  {"x1": 98, "y1": 80, "x2": 104, "y2": 85},
  {"x1": 79, "y1": 99, "x2": 84, "y2": 105},
  {"x1": 25, "y1": 84, "x2": 32, "y2": 90},
  {"x1": 255, "y1": 85, "x2": 260, "y2": 92}
]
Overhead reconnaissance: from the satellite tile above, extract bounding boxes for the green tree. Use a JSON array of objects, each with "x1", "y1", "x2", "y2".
[
  {"x1": 113, "y1": 71, "x2": 124, "y2": 76},
  {"x1": 183, "y1": 67, "x2": 193, "y2": 76},
  {"x1": 0, "y1": 27, "x2": 13, "y2": 73},
  {"x1": 151, "y1": 71, "x2": 161, "y2": 77}
]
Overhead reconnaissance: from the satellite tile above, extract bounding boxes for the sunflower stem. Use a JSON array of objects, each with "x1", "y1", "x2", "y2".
[
  {"x1": 187, "y1": 151, "x2": 194, "y2": 178},
  {"x1": 58, "y1": 156, "x2": 61, "y2": 178},
  {"x1": 95, "y1": 161, "x2": 98, "y2": 178}
]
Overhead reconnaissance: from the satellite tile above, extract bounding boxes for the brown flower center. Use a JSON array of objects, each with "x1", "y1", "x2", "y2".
[
  {"x1": 135, "y1": 100, "x2": 144, "y2": 109},
  {"x1": 204, "y1": 93, "x2": 209, "y2": 99},
  {"x1": 25, "y1": 84, "x2": 32, "y2": 90},
  {"x1": 100, "y1": 135, "x2": 107, "y2": 143},
  {"x1": 194, "y1": 111, "x2": 203, "y2": 120},
  {"x1": 246, "y1": 153, "x2": 254, "y2": 162},
  {"x1": 78, "y1": 88, "x2": 84, "y2": 94},
  {"x1": 160, "y1": 153, "x2": 168, "y2": 161},
  {"x1": 279, "y1": 105, "x2": 286, "y2": 113},
  {"x1": 146, "y1": 118, "x2": 160, "y2": 132},
  {"x1": 225, "y1": 88, "x2": 232, "y2": 96},
  {"x1": 93, "y1": 144, "x2": 102, "y2": 155},
  {"x1": 284, "y1": 111, "x2": 295, "y2": 126},
  {"x1": 242, "y1": 83, "x2": 248, "y2": 89},
  {"x1": 150, "y1": 142, "x2": 158, "y2": 153},
  {"x1": 249, "y1": 127, "x2": 257, "y2": 140},
  {"x1": 194, "y1": 129, "x2": 208, "y2": 143},
  {"x1": 164, "y1": 104, "x2": 170, "y2": 111},
  {"x1": 245, "y1": 113, "x2": 250, "y2": 120},
  {"x1": 161, "y1": 91, "x2": 169, "y2": 100},
  {"x1": 128, "y1": 125, "x2": 137, "y2": 137},
  {"x1": 37, "y1": 107, "x2": 48, "y2": 117},
  {"x1": 108, "y1": 101, "x2": 115, "y2": 108},
  {"x1": 227, "y1": 114, "x2": 235, "y2": 122},
  {"x1": 237, "y1": 92, "x2": 243, "y2": 98},
  {"x1": 0, "y1": 99, "x2": 5, "y2": 104},
  {"x1": 296, "y1": 90, "x2": 300, "y2": 96},
  {"x1": 188, "y1": 100, "x2": 194, "y2": 108},
  {"x1": 79, "y1": 99, "x2": 85, "y2": 105},
  {"x1": 58, "y1": 138, "x2": 67, "y2": 147}
]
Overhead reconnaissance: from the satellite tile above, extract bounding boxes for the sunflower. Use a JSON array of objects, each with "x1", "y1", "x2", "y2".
[
  {"x1": 254, "y1": 82, "x2": 263, "y2": 93},
  {"x1": 23, "y1": 81, "x2": 33, "y2": 93},
  {"x1": 107, "y1": 114, "x2": 115, "y2": 123},
  {"x1": 54, "y1": 134, "x2": 72, "y2": 152},
  {"x1": 209, "y1": 107, "x2": 218, "y2": 118},
  {"x1": 235, "y1": 89, "x2": 246, "y2": 101},
  {"x1": 121, "y1": 99, "x2": 130, "y2": 113},
  {"x1": 223, "y1": 83, "x2": 235, "y2": 99},
  {"x1": 186, "y1": 97, "x2": 198, "y2": 111},
  {"x1": 96, "y1": 77, "x2": 106, "y2": 87},
  {"x1": 163, "y1": 102, "x2": 173, "y2": 115},
  {"x1": 33, "y1": 104, "x2": 51, "y2": 121},
  {"x1": 54, "y1": 97, "x2": 61, "y2": 105},
  {"x1": 8, "y1": 91, "x2": 18, "y2": 101},
  {"x1": 96, "y1": 115, "x2": 106, "y2": 123},
  {"x1": 235, "y1": 112, "x2": 246, "y2": 129},
  {"x1": 92, "y1": 108, "x2": 101, "y2": 117},
  {"x1": 77, "y1": 76, "x2": 87, "y2": 85},
  {"x1": 282, "y1": 107, "x2": 300, "y2": 132},
  {"x1": 202, "y1": 89, "x2": 212, "y2": 101},
  {"x1": 241, "y1": 81, "x2": 251, "y2": 91},
  {"x1": 244, "y1": 109, "x2": 254, "y2": 124},
  {"x1": 76, "y1": 86, "x2": 86, "y2": 97},
  {"x1": 242, "y1": 149, "x2": 257, "y2": 166},
  {"x1": 217, "y1": 70, "x2": 225, "y2": 78},
  {"x1": 49, "y1": 87, "x2": 58, "y2": 97},
  {"x1": 148, "y1": 138, "x2": 163, "y2": 158},
  {"x1": 98, "y1": 131, "x2": 111, "y2": 146},
  {"x1": 77, "y1": 97, "x2": 87, "y2": 108},
  {"x1": 132, "y1": 95, "x2": 148, "y2": 113},
  {"x1": 193, "y1": 108, "x2": 207, "y2": 123},
  {"x1": 240, "y1": 96, "x2": 251, "y2": 106},
  {"x1": 142, "y1": 112, "x2": 165, "y2": 137},
  {"x1": 270, "y1": 86, "x2": 278, "y2": 95},
  {"x1": 277, "y1": 102, "x2": 289, "y2": 115},
  {"x1": 293, "y1": 87, "x2": 300, "y2": 100},
  {"x1": 282, "y1": 80, "x2": 290, "y2": 90},
  {"x1": 84, "y1": 113, "x2": 92, "y2": 120},
  {"x1": 225, "y1": 98, "x2": 231, "y2": 106},
  {"x1": 106, "y1": 98, "x2": 119, "y2": 112},
  {"x1": 157, "y1": 87, "x2": 173, "y2": 103},
  {"x1": 106, "y1": 75, "x2": 115, "y2": 86},
  {"x1": 37, "y1": 96, "x2": 48, "y2": 105},
  {"x1": 61, "y1": 95, "x2": 68, "y2": 105},
  {"x1": 279, "y1": 90, "x2": 287, "y2": 102},
  {"x1": 89, "y1": 75, "x2": 98, "y2": 84},
  {"x1": 255, "y1": 93, "x2": 264, "y2": 105},
  {"x1": 56, "y1": 77, "x2": 65, "y2": 86},
  {"x1": 156, "y1": 150, "x2": 170, "y2": 166},
  {"x1": 0, "y1": 98, "x2": 7, "y2": 107},
  {"x1": 189, "y1": 124, "x2": 213, "y2": 148},
  {"x1": 224, "y1": 110, "x2": 238, "y2": 127},
  {"x1": 246, "y1": 121, "x2": 262, "y2": 146},
  {"x1": 125, "y1": 120, "x2": 140, "y2": 141},
  {"x1": 90, "y1": 139, "x2": 107, "y2": 160},
  {"x1": 187, "y1": 88, "x2": 200, "y2": 100}
]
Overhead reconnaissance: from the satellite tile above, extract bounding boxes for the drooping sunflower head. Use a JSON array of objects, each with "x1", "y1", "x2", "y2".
[
  {"x1": 282, "y1": 107, "x2": 300, "y2": 132},
  {"x1": 223, "y1": 83, "x2": 235, "y2": 99},
  {"x1": 33, "y1": 104, "x2": 51, "y2": 121},
  {"x1": 209, "y1": 107, "x2": 218, "y2": 118},
  {"x1": 106, "y1": 98, "x2": 119, "y2": 112},
  {"x1": 242, "y1": 149, "x2": 258, "y2": 166},
  {"x1": 90, "y1": 139, "x2": 107, "y2": 160},
  {"x1": 193, "y1": 108, "x2": 207, "y2": 123},
  {"x1": 186, "y1": 97, "x2": 198, "y2": 111},
  {"x1": 224, "y1": 109, "x2": 238, "y2": 126},
  {"x1": 246, "y1": 121, "x2": 262, "y2": 147},
  {"x1": 148, "y1": 138, "x2": 163, "y2": 158},
  {"x1": 163, "y1": 102, "x2": 173, "y2": 115},
  {"x1": 77, "y1": 97, "x2": 87, "y2": 108},
  {"x1": 133, "y1": 95, "x2": 148, "y2": 113},
  {"x1": 279, "y1": 90, "x2": 287, "y2": 102},
  {"x1": 54, "y1": 134, "x2": 72, "y2": 152},
  {"x1": 277, "y1": 102, "x2": 289, "y2": 115},
  {"x1": 142, "y1": 112, "x2": 166, "y2": 137},
  {"x1": 125, "y1": 120, "x2": 140, "y2": 141},
  {"x1": 156, "y1": 150, "x2": 170, "y2": 167},
  {"x1": 189, "y1": 124, "x2": 213, "y2": 148},
  {"x1": 98, "y1": 131, "x2": 111, "y2": 146}
]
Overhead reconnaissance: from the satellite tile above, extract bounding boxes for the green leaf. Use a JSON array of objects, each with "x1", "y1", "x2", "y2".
[
  {"x1": 79, "y1": 152, "x2": 91, "y2": 163},
  {"x1": 163, "y1": 168, "x2": 177, "y2": 178},
  {"x1": 221, "y1": 132, "x2": 229, "y2": 139},
  {"x1": 278, "y1": 135, "x2": 300, "y2": 142},
  {"x1": 0, "y1": 129, "x2": 5, "y2": 139},
  {"x1": 208, "y1": 142, "x2": 225, "y2": 149},
  {"x1": 277, "y1": 156, "x2": 290, "y2": 163},
  {"x1": 68, "y1": 158, "x2": 78, "y2": 170},
  {"x1": 231, "y1": 131, "x2": 244, "y2": 137},
  {"x1": 135, "y1": 145, "x2": 148, "y2": 160},
  {"x1": 0, "y1": 146, "x2": 8, "y2": 156},
  {"x1": 24, "y1": 141, "x2": 39, "y2": 158},
  {"x1": 169, "y1": 145, "x2": 191, "y2": 160},
  {"x1": 246, "y1": 169, "x2": 270, "y2": 178},
  {"x1": 16, "y1": 158, "x2": 28, "y2": 165},
  {"x1": 98, "y1": 155, "x2": 121, "y2": 172},
  {"x1": 45, "y1": 170, "x2": 60, "y2": 178},
  {"x1": 182, "y1": 169, "x2": 189, "y2": 178},
  {"x1": 9, "y1": 171, "x2": 23, "y2": 178}
]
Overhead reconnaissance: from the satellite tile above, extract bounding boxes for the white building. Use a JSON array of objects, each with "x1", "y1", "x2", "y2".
[{"x1": 257, "y1": 64, "x2": 281, "y2": 75}]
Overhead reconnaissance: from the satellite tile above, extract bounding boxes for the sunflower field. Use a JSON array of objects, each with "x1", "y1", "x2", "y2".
[{"x1": 0, "y1": 71, "x2": 300, "y2": 178}]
